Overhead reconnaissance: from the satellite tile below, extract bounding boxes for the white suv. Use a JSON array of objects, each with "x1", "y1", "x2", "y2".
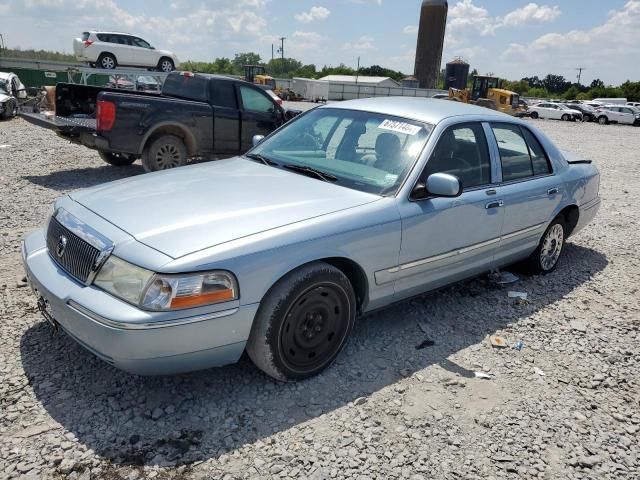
[
  {"x1": 74, "y1": 31, "x2": 179, "y2": 72},
  {"x1": 594, "y1": 105, "x2": 640, "y2": 126}
]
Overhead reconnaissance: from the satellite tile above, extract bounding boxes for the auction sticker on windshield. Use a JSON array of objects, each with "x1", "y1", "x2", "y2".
[{"x1": 379, "y1": 119, "x2": 421, "y2": 135}]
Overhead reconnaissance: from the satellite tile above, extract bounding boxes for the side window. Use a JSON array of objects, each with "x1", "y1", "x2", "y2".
[
  {"x1": 491, "y1": 124, "x2": 533, "y2": 181},
  {"x1": 239, "y1": 86, "x2": 275, "y2": 113},
  {"x1": 209, "y1": 81, "x2": 237, "y2": 109},
  {"x1": 521, "y1": 128, "x2": 551, "y2": 176},
  {"x1": 499, "y1": 96, "x2": 506, "y2": 105},
  {"x1": 424, "y1": 122, "x2": 491, "y2": 189}
]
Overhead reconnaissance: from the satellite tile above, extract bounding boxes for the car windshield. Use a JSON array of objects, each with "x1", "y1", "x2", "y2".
[{"x1": 249, "y1": 108, "x2": 433, "y2": 196}]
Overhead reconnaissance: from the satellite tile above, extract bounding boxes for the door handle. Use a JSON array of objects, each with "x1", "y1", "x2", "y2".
[
  {"x1": 485, "y1": 200, "x2": 504, "y2": 209},
  {"x1": 547, "y1": 187, "x2": 559, "y2": 195},
  {"x1": 485, "y1": 188, "x2": 497, "y2": 195}
]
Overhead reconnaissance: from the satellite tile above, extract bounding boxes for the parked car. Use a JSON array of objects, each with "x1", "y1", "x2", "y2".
[
  {"x1": 626, "y1": 101, "x2": 640, "y2": 109},
  {"x1": 105, "y1": 76, "x2": 135, "y2": 90},
  {"x1": 22, "y1": 98, "x2": 601, "y2": 380},
  {"x1": 528, "y1": 102, "x2": 583, "y2": 121},
  {"x1": 562, "y1": 103, "x2": 596, "y2": 122},
  {"x1": 73, "y1": 31, "x2": 179, "y2": 72},
  {"x1": 0, "y1": 72, "x2": 27, "y2": 120},
  {"x1": 135, "y1": 75, "x2": 161, "y2": 92},
  {"x1": 594, "y1": 104, "x2": 640, "y2": 125},
  {"x1": 20, "y1": 72, "x2": 301, "y2": 171}
]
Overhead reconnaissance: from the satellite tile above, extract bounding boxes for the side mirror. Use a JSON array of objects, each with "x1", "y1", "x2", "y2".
[
  {"x1": 426, "y1": 172, "x2": 462, "y2": 197},
  {"x1": 252, "y1": 135, "x2": 265, "y2": 147},
  {"x1": 285, "y1": 108, "x2": 302, "y2": 121}
]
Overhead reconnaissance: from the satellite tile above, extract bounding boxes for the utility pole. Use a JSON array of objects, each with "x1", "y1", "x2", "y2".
[
  {"x1": 279, "y1": 37, "x2": 286, "y2": 60},
  {"x1": 576, "y1": 67, "x2": 586, "y2": 85},
  {"x1": 271, "y1": 44, "x2": 274, "y2": 62},
  {"x1": 356, "y1": 56, "x2": 360, "y2": 83}
]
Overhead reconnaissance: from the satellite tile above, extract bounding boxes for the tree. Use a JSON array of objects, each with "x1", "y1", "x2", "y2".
[
  {"x1": 232, "y1": 52, "x2": 262, "y2": 74},
  {"x1": 522, "y1": 76, "x2": 543, "y2": 89},
  {"x1": 563, "y1": 85, "x2": 580, "y2": 100},
  {"x1": 541, "y1": 74, "x2": 571, "y2": 94},
  {"x1": 589, "y1": 78, "x2": 605, "y2": 89},
  {"x1": 620, "y1": 81, "x2": 640, "y2": 102},
  {"x1": 359, "y1": 65, "x2": 405, "y2": 82},
  {"x1": 266, "y1": 57, "x2": 303, "y2": 77}
]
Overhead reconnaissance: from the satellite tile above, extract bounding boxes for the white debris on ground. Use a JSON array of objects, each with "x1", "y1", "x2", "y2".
[{"x1": 0, "y1": 114, "x2": 639, "y2": 480}]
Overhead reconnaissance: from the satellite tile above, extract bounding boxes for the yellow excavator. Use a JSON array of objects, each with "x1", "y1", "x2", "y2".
[
  {"x1": 449, "y1": 75, "x2": 527, "y2": 117},
  {"x1": 243, "y1": 65, "x2": 276, "y2": 89}
]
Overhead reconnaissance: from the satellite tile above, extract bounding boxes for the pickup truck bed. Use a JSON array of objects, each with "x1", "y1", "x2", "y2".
[{"x1": 20, "y1": 72, "x2": 298, "y2": 171}]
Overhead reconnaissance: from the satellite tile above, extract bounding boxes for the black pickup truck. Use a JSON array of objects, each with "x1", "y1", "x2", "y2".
[{"x1": 20, "y1": 72, "x2": 300, "y2": 171}]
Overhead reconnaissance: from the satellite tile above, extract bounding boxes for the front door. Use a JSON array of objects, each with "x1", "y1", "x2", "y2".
[
  {"x1": 393, "y1": 122, "x2": 504, "y2": 300},
  {"x1": 488, "y1": 122, "x2": 561, "y2": 267},
  {"x1": 238, "y1": 85, "x2": 281, "y2": 152}
]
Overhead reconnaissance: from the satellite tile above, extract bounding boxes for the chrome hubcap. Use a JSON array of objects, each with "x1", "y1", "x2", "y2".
[
  {"x1": 540, "y1": 224, "x2": 564, "y2": 271},
  {"x1": 155, "y1": 144, "x2": 181, "y2": 169}
]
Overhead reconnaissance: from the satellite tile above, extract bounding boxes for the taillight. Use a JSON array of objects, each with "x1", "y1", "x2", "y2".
[
  {"x1": 96, "y1": 100, "x2": 116, "y2": 131},
  {"x1": 83, "y1": 40, "x2": 93, "y2": 47}
]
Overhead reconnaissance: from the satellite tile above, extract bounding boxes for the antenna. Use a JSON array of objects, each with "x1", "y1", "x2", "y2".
[{"x1": 576, "y1": 67, "x2": 586, "y2": 85}]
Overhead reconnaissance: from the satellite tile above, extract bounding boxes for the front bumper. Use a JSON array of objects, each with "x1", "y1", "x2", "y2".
[{"x1": 22, "y1": 230, "x2": 258, "y2": 375}]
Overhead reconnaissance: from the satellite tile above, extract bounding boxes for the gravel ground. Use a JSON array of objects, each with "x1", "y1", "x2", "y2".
[{"x1": 0, "y1": 113, "x2": 639, "y2": 480}]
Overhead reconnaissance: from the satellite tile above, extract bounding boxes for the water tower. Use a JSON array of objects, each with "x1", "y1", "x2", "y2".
[{"x1": 414, "y1": 0, "x2": 448, "y2": 89}]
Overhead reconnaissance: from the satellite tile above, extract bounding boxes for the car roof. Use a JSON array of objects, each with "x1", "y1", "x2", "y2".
[
  {"x1": 88, "y1": 30, "x2": 135, "y2": 35},
  {"x1": 320, "y1": 97, "x2": 514, "y2": 125}
]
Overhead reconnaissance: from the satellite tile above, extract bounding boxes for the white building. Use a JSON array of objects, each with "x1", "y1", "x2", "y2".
[{"x1": 318, "y1": 75, "x2": 400, "y2": 88}]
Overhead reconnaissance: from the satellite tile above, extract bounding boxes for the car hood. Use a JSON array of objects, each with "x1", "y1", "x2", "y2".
[
  {"x1": 70, "y1": 158, "x2": 380, "y2": 259},
  {"x1": 157, "y1": 49, "x2": 178, "y2": 59}
]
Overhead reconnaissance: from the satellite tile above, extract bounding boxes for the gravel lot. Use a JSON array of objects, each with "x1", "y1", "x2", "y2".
[{"x1": 0, "y1": 112, "x2": 639, "y2": 480}]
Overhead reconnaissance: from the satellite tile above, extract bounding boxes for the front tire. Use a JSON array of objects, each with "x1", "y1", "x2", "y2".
[
  {"x1": 141, "y1": 134, "x2": 188, "y2": 172},
  {"x1": 158, "y1": 57, "x2": 175, "y2": 72},
  {"x1": 246, "y1": 262, "x2": 356, "y2": 381},
  {"x1": 561, "y1": 114, "x2": 570, "y2": 121},
  {"x1": 530, "y1": 111, "x2": 539, "y2": 119},
  {"x1": 1, "y1": 99, "x2": 17, "y2": 119},
  {"x1": 97, "y1": 53, "x2": 117, "y2": 70},
  {"x1": 523, "y1": 217, "x2": 566, "y2": 275},
  {"x1": 98, "y1": 151, "x2": 136, "y2": 166},
  {"x1": 598, "y1": 116, "x2": 609, "y2": 125}
]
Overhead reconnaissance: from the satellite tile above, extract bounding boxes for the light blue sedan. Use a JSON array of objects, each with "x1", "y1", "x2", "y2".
[{"x1": 22, "y1": 98, "x2": 600, "y2": 380}]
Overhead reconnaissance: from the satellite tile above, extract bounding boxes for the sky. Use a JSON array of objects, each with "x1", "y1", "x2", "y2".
[{"x1": 1, "y1": 0, "x2": 639, "y2": 85}]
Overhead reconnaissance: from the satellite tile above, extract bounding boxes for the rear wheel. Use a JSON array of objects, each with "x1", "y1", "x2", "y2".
[
  {"x1": 246, "y1": 262, "x2": 356, "y2": 381},
  {"x1": 141, "y1": 134, "x2": 188, "y2": 172},
  {"x1": 97, "y1": 53, "x2": 117, "y2": 70},
  {"x1": 598, "y1": 116, "x2": 609, "y2": 125},
  {"x1": 530, "y1": 111, "x2": 539, "y2": 119},
  {"x1": 158, "y1": 57, "x2": 175, "y2": 72},
  {"x1": 523, "y1": 217, "x2": 566, "y2": 275},
  {"x1": 98, "y1": 151, "x2": 136, "y2": 166},
  {"x1": 561, "y1": 114, "x2": 570, "y2": 121}
]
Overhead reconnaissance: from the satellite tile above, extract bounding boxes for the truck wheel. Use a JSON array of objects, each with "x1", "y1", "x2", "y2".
[
  {"x1": 246, "y1": 262, "x2": 356, "y2": 381},
  {"x1": 523, "y1": 217, "x2": 566, "y2": 275},
  {"x1": 97, "y1": 53, "x2": 117, "y2": 70},
  {"x1": 158, "y1": 57, "x2": 175, "y2": 72},
  {"x1": 98, "y1": 151, "x2": 136, "y2": 166},
  {"x1": 142, "y1": 135, "x2": 188, "y2": 172}
]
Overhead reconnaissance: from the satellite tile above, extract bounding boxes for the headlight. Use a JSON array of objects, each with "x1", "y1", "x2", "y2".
[
  {"x1": 93, "y1": 256, "x2": 238, "y2": 310},
  {"x1": 141, "y1": 271, "x2": 238, "y2": 310},
  {"x1": 93, "y1": 256, "x2": 154, "y2": 305}
]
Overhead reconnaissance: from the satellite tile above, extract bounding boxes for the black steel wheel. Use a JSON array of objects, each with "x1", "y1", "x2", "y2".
[
  {"x1": 530, "y1": 111, "x2": 539, "y2": 119},
  {"x1": 142, "y1": 134, "x2": 188, "y2": 172},
  {"x1": 246, "y1": 262, "x2": 356, "y2": 381}
]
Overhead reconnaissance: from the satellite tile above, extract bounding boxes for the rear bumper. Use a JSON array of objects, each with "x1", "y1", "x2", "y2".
[
  {"x1": 79, "y1": 132, "x2": 110, "y2": 150},
  {"x1": 22, "y1": 230, "x2": 258, "y2": 375}
]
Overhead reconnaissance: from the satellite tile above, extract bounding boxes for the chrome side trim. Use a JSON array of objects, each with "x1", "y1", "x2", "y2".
[
  {"x1": 501, "y1": 222, "x2": 545, "y2": 241},
  {"x1": 375, "y1": 222, "x2": 547, "y2": 285},
  {"x1": 67, "y1": 300, "x2": 239, "y2": 330}
]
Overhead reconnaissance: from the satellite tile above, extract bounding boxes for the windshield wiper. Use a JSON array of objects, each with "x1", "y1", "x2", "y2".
[
  {"x1": 245, "y1": 153, "x2": 279, "y2": 166},
  {"x1": 283, "y1": 164, "x2": 338, "y2": 182}
]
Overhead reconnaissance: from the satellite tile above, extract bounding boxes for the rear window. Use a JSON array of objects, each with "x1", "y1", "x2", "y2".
[
  {"x1": 82, "y1": 32, "x2": 90, "y2": 41},
  {"x1": 162, "y1": 73, "x2": 209, "y2": 102},
  {"x1": 209, "y1": 80, "x2": 237, "y2": 109}
]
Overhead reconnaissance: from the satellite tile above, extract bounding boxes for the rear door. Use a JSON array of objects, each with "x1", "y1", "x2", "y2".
[
  {"x1": 619, "y1": 107, "x2": 635, "y2": 124},
  {"x1": 210, "y1": 80, "x2": 241, "y2": 154},
  {"x1": 238, "y1": 85, "x2": 282, "y2": 151},
  {"x1": 489, "y1": 123, "x2": 561, "y2": 266}
]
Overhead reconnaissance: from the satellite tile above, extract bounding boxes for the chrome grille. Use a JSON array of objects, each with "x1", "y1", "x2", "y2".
[{"x1": 46, "y1": 217, "x2": 101, "y2": 283}]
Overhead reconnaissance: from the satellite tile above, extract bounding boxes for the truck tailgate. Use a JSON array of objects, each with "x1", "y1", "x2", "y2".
[{"x1": 19, "y1": 111, "x2": 96, "y2": 135}]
